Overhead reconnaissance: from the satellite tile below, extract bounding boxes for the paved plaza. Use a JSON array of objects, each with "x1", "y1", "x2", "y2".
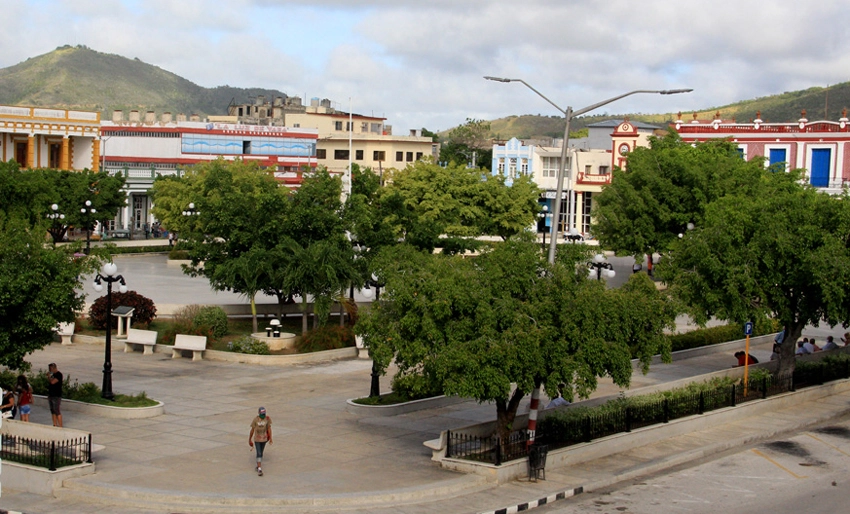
[{"x1": 1, "y1": 251, "x2": 848, "y2": 513}]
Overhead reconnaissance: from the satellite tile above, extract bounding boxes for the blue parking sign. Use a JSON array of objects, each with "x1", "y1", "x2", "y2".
[{"x1": 744, "y1": 322, "x2": 753, "y2": 336}]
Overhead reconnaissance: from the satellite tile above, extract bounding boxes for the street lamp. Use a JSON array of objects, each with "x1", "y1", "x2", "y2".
[
  {"x1": 46, "y1": 203, "x2": 66, "y2": 244},
  {"x1": 80, "y1": 200, "x2": 96, "y2": 255},
  {"x1": 678, "y1": 222, "x2": 695, "y2": 239},
  {"x1": 182, "y1": 202, "x2": 200, "y2": 217},
  {"x1": 92, "y1": 262, "x2": 128, "y2": 400},
  {"x1": 484, "y1": 77, "x2": 692, "y2": 265},
  {"x1": 537, "y1": 205, "x2": 549, "y2": 251},
  {"x1": 565, "y1": 228, "x2": 584, "y2": 244},
  {"x1": 588, "y1": 253, "x2": 616, "y2": 281},
  {"x1": 362, "y1": 272, "x2": 385, "y2": 398}
]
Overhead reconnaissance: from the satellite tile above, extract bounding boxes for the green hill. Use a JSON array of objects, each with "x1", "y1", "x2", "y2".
[
  {"x1": 488, "y1": 83, "x2": 850, "y2": 140},
  {"x1": 0, "y1": 45, "x2": 286, "y2": 117}
]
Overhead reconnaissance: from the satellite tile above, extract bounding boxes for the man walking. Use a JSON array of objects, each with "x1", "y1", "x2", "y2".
[
  {"x1": 48, "y1": 363, "x2": 63, "y2": 427},
  {"x1": 249, "y1": 407, "x2": 272, "y2": 476}
]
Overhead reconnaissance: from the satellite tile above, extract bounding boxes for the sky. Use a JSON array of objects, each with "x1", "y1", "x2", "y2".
[{"x1": 2, "y1": 0, "x2": 849, "y2": 133}]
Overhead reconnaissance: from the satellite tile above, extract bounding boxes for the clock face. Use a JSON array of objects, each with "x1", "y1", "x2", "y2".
[{"x1": 619, "y1": 143, "x2": 630, "y2": 155}]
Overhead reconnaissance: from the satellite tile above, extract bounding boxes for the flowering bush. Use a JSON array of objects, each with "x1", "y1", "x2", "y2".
[
  {"x1": 226, "y1": 336, "x2": 271, "y2": 355},
  {"x1": 88, "y1": 291, "x2": 156, "y2": 329}
]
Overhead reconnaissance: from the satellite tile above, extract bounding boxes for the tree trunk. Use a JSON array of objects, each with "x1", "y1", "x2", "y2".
[
  {"x1": 250, "y1": 294, "x2": 258, "y2": 334},
  {"x1": 301, "y1": 295, "x2": 308, "y2": 334},
  {"x1": 495, "y1": 387, "x2": 527, "y2": 441},
  {"x1": 777, "y1": 322, "x2": 805, "y2": 376}
]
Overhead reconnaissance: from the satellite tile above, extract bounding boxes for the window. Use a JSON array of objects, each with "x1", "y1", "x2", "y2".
[
  {"x1": 406, "y1": 152, "x2": 413, "y2": 162},
  {"x1": 769, "y1": 148, "x2": 787, "y2": 167},
  {"x1": 498, "y1": 158, "x2": 505, "y2": 173},
  {"x1": 396, "y1": 151, "x2": 404, "y2": 161},
  {"x1": 361, "y1": 122, "x2": 368, "y2": 133},
  {"x1": 521, "y1": 158, "x2": 528, "y2": 174},
  {"x1": 355, "y1": 150, "x2": 364, "y2": 160},
  {"x1": 416, "y1": 152, "x2": 423, "y2": 160},
  {"x1": 599, "y1": 165, "x2": 610, "y2": 175},
  {"x1": 509, "y1": 158, "x2": 517, "y2": 177},
  {"x1": 542, "y1": 157, "x2": 559, "y2": 178},
  {"x1": 243, "y1": 141, "x2": 251, "y2": 154},
  {"x1": 335, "y1": 121, "x2": 343, "y2": 131},
  {"x1": 585, "y1": 165, "x2": 592, "y2": 174},
  {"x1": 373, "y1": 151, "x2": 386, "y2": 161},
  {"x1": 370, "y1": 123, "x2": 382, "y2": 134},
  {"x1": 316, "y1": 149, "x2": 327, "y2": 159},
  {"x1": 334, "y1": 149, "x2": 349, "y2": 160}
]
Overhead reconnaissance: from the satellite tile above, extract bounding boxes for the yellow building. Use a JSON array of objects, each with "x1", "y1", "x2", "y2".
[{"x1": 0, "y1": 105, "x2": 101, "y2": 170}]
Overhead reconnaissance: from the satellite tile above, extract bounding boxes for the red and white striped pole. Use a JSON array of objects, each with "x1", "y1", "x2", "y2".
[{"x1": 527, "y1": 388, "x2": 540, "y2": 448}]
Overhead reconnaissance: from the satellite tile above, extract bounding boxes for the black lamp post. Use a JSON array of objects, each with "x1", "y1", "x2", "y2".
[
  {"x1": 565, "y1": 228, "x2": 584, "y2": 244},
  {"x1": 46, "y1": 203, "x2": 66, "y2": 245},
  {"x1": 537, "y1": 206, "x2": 549, "y2": 251},
  {"x1": 81, "y1": 200, "x2": 96, "y2": 255},
  {"x1": 93, "y1": 262, "x2": 127, "y2": 400},
  {"x1": 362, "y1": 273, "x2": 385, "y2": 397},
  {"x1": 588, "y1": 253, "x2": 616, "y2": 281}
]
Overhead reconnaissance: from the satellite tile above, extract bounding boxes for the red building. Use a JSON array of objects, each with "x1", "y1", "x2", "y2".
[{"x1": 674, "y1": 109, "x2": 850, "y2": 194}]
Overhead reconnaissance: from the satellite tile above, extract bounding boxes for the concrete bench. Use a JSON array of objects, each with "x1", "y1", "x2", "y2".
[
  {"x1": 56, "y1": 322, "x2": 75, "y2": 345},
  {"x1": 172, "y1": 334, "x2": 207, "y2": 361},
  {"x1": 124, "y1": 328, "x2": 158, "y2": 355}
]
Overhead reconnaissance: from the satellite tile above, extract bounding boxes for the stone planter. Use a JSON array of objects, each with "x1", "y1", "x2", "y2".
[
  {"x1": 345, "y1": 394, "x2": 469, "y2": 417},
  {"x1": 250, "y1": 331, "x2": 297, "y2": 351},
  {"x1": 32, "y1": 395, "x2": 164, "y2": 419}
]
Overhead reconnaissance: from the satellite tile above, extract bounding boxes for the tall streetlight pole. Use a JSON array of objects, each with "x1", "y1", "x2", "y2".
[
  {"x1": 484, "y1": 77, "x2": 692, "y2": 265},
  {"x1": 81, "y1": 200, "x2": 97, "y2": 255},
  {"x1": 484, "y1": 77, "x2": 692, "y2": 449},
  {"x1": 93, "y1": 262, "x2": 127, "y2": 400}
]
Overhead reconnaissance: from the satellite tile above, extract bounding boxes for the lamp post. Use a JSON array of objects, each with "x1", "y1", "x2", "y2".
[
  {"x1": 678, "y1": 222, "x2": 695, "y2": 239},
  {"x1": 565, "y1": 228, "x2": 584, "y2": 244},
  {"x1": 362, "y1": 273, "x2": 385, "y2": 398},
  {"x1": 93, "y1": 262, "x2": 128, "y2": 400},
  {"x1": 537, "y1": 205, "x2": 549, "y2": 251},
  {"x1": 588, "y1": 253, "x2": 616, "y2": 281},
  {"x1": 484, "y1": 77, "x2": 692, "y2": 265},
  {"x1": 80, "y1": 200, "x2": 97, "y2": 255},
  {"x1": 182, "y1": 202, "x2": 200, "y2": 218},
  {"x1": 46, "y1": 203, "x2": 66, "y2": 245}
]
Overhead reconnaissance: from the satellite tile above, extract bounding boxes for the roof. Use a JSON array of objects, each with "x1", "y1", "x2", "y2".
[{"x1": 586, "y1": 119, "x2": 662, "y2": 130}]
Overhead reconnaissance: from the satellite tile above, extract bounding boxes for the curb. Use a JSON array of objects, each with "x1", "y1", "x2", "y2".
[{"x1": 478, "y1": 387, "x2": 850, "y2": 514}]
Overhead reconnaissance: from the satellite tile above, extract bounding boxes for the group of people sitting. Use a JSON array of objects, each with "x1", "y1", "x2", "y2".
[{"x1": 736, "y1": 332, "x2": 849, "y2": 366}]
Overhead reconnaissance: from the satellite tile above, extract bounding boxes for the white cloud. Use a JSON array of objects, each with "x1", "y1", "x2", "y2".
[{"x1": 2, "y1": 0, "x2": 849, "y2": 132}]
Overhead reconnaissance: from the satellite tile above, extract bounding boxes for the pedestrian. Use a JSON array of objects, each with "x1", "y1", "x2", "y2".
[
  {"x1": 734, "y1": 351, "x2": 758, "y2": 366},
  {"x1": 546, "y1": 383, "x2": 570, "y2": 409},
  {"x1": 1, "y1": 387, "x2": 16, "y2": 419},
  {"x1": 804, "y1": 338, "x2": 821, "y2": 353},
  {"x1": 168, "y1": 231, "x2": 175, "y2": 247},
  {"x1": 48, "y1": 363, "x2": 63, "y2": 427},
  {"x1": 822, "y1": 336, "x2": 840, "y2": 351},
  {"x1": 16, "y1": 375, "x2": 33, "y2": 422},
  {"x1": 249, "y1": 406, "x2": 272, "y2": 476}
]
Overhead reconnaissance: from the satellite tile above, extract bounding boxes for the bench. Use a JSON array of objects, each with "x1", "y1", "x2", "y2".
[
  {"x1": 124, "y1": 328, "x2": 158, "y2": 355},
  {"x1": 56, "y1": 322, "x2": 75, "y2": 345},
  {"x1": 172, "y1": 334, "x2": 207, "y2": 361}
]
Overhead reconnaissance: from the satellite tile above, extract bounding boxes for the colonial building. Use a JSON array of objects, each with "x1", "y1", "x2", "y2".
[
  {"x1": 492, "y1": 119, "x2": 662, "y2": 238},
  {"x1": 674, "y1": 110, "x2": 850, "y2": 194},
  {"x1": 100, "y1": 110, "x2": 318, "y2": 236},
  {"x1": 0, "y1": 104, "x2": 100, "y2": 170}
]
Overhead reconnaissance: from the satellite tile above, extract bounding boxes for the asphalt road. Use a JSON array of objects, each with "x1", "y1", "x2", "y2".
[{"x1": 534, "y1": 416, "x2": 850, "y2": 514}]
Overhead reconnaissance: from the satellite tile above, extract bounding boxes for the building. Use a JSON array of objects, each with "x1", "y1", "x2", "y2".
[
  {"x1": 229, "y1": 96, "x2": 438, "y2": 175},
  {"x1": 674, "y1": 110, "x2": 850, "y2": 194},
  {"x1": 100, "y1": 110, "x2": 318, "y2": 236},
  {"x1": 0, "y1": 104, "x2": 101, "y2": 170},
  {"x1": 492, "y1": 119, "x2": 662, "y2": 238}
]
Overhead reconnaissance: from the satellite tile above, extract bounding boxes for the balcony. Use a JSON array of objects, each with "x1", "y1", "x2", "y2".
[{"x1": 576, "y1": 172, "x2": 612, "y2": 185}]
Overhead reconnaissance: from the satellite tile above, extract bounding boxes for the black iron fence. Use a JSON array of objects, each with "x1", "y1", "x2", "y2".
[
  {"x1": 0, "y1": 433, "x2": 92, "y2": 470},
  {"x1": 445, "y1": 363, "x2": 847, "y2": 466}
]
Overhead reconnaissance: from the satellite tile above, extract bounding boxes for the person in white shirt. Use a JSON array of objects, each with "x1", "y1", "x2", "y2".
[
  {"x1": 803, "y1": 338, "x2": 821, "y2": 353},
  {"x1": 822, "y1": 336, "x2": 839, "y2": 351}
]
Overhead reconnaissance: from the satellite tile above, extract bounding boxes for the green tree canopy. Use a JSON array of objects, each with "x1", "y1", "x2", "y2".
[
  {"x1": 439, "y1": 118, "x2": 493, "y2": 169},
  {"x1": 357, "y1": 239, "x2": 674, "y2": 438}
]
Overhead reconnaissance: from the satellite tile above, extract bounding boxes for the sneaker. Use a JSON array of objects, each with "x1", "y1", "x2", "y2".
[{"x1": 258, "y1": 467, "x2": 263, "y2": 476}]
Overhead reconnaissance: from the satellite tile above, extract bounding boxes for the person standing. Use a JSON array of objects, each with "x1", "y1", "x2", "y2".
[
  {"x1": 48, "y1": 363, "x2": 63, "y2": 427},
  {"x1": 249, "y1": 407, "x2": 272, "y2": 476},
  {"x1": 16, "y1": 375, "x2": 33, "y2": 422},
  {"x1": 1, "y1": 387, "x2": 16, "y2": 419}
]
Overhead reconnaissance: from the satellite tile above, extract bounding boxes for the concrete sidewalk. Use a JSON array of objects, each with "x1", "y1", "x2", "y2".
[{"x1": 2, "y1": 329, "x2": 849, "y2": 514}]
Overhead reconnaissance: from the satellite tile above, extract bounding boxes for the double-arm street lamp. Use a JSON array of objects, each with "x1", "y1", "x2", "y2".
[
  {"x1": 483, "y1": 77, "x2": 692, "y2": 265},
  {"x1": 47, "y1": 203, "x2": 66, "y2": 244},
  {"x1": 588, "y1": 253, "x2": 616, "y2": 281},
  {"x1": 537, "y1": 205, "x2": 550, "y2": 251},
  {"x1": 93, "y1": 262, "x2": 128, "y2": 400}
]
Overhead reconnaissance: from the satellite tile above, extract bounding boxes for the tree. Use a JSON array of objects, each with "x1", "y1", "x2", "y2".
[
  {"x1": 658, "y1": 169, "x2": 850, "y2": 375},
  {"x1": 0, "y1": 216, "x2": 94, "y2": 369},
  {"x1": 593, "y1": 132, "x2": 763, "y2": 260},
  {"x1": 357, "y1": 238, "x2": 674, "y2": 439},
  {"x1": 440, "y1": 118, "x2": 493, "y2": 169},
  {"x1": 476, "y1": 173, "x2": 540, "y2": 240}
]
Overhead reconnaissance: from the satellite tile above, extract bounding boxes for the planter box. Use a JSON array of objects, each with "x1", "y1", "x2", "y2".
[
  {"x1": 345, "y1": 394, "x2": 469, "y2": 417},
  {"x1": 31, "y1": 395, "x2": 164, "y2": 420}
]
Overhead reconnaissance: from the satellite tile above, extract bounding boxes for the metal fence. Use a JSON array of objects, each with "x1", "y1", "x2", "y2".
[
  {"x1": 445, "y1": 366, "x2": 837, "y2": 466},
  {"x1": 0, "y1": 433, "x2": 92, "y2": 471}
]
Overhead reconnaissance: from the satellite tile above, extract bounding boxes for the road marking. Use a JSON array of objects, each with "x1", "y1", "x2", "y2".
[
  {"x1": 751, "y1": 449, "x2": 807, "y2": 479},
  {"x1": 806, "y1": 433, "x2": 850, "y2": 458}
]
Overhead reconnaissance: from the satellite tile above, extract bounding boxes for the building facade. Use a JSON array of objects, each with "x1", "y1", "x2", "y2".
[
  {"x1": 100, "y1": 110, "x2": 318, "y2": 235},
  {"x1": 0, "y1": 104, "x2": 100, "y2": 170},
  {"x1": 492, "y1": 120, "x2": 660, "y2": 238},
  {"x1": 674, "y1": 110, "x2": 850, "y2": 194}
]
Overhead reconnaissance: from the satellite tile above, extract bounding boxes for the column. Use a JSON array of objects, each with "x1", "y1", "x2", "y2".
[
  {"x1": 27, "y1": 135, "x2": 35, "y2": 168},
  {"x1": 92, "y1": 138, "x2": 101, "y2": 171},
  {"x1": 61, "y1": 136, "x2": 70, "y2": 170},
  {"x1": 122, "y1": 191, "x2": 131, "y2": 229},
  {"x1": 575, "y1": 192, "x2": 584, "y2": 233}
]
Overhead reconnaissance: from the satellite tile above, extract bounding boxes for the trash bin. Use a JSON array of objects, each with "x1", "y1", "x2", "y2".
[{"x1": 528, "y1": 444, "x2": 548, "y2": 481}]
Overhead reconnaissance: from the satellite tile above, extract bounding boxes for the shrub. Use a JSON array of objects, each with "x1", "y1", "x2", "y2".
[
  {"x1": 168, "y1": 248, "x2": 190, "y2": 260},
  {"x1": 391, "y1": 371, "x2": 444, "y2": 401},
  {"x1": 296, "y1": 326, "x2": 355, "y2": 353},
  {"x1": 668, "y1": 319, "x2": 781, "y2": 353},
  {"x1": 88, "y1": 290, "x2": 157, "y2": 329},
  {"x1": 194, "y1": 306, "x2": 228, "y2": 339},
  {"x1": 226, "y1": 336, "x2": 271, "y2": 355}
]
